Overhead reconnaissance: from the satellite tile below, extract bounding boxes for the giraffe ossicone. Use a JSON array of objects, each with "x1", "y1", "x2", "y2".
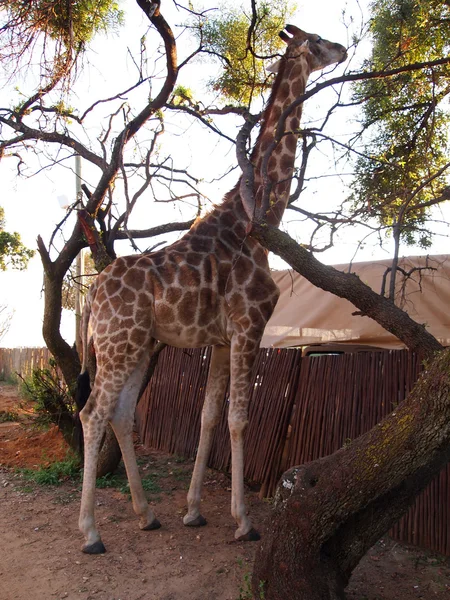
[{"x1": 77, "y1": 24, "x2": 347, "y2": 554}]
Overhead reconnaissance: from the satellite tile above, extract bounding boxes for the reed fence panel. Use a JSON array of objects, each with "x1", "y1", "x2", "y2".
[
  {"x1": 136, "y1": 347, "x2": 450, "y2": 556},
  {"x1": 0, "y1": 347, "x2": 52, "y2": 381},
  {"x1": 135, "y1": 347, "x2": 302, "y2": 489}
]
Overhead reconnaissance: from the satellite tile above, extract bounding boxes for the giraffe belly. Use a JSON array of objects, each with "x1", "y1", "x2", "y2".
[
  {"x1": 153, "y1": 323, "x2": 228, "y2": 349},
  {"x1": 152, "y1": 293, "x2": 229, "y2": 347}
]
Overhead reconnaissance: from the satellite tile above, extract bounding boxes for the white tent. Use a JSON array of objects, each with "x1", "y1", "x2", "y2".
[{"x1": 262, "y1": 255, "x2": 450, "y2": 350}]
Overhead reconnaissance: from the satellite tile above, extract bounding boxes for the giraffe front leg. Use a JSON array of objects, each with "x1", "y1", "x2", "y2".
[
  {"x1": 184, "y1": 345, "x2": 230, "y2": 527},
  {"x1": 79, "y1": 404, "x2": 107, "y2": 554},
  {"x1": 228, "y1": 411, "x2": 260, "y2": 541},
  {"x1": 228, "y1": 341, "x2": 260, "y2": 541}
]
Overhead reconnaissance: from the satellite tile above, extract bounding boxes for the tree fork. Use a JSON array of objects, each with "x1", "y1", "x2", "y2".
[{"x1": 37, "y1": 236, "x2": 81, "y2": 385}]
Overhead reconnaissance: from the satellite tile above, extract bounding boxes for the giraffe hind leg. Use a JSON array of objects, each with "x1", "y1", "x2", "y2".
[
  {"x1": 78, "y1": 347, "x2": 158, "y2": 553},
  {"x1": 78, "y1": 392, "x2": 108, "y2": 553},
  {"x1": 110, "y1": 351, "x2": 160, "y2": 532}
]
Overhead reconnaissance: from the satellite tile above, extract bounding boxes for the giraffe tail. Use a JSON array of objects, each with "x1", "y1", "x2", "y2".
[
  {"x1": 75, "y1": 284, "x2": 95, "y2": 412},
  {"x1": 75, "y1": 371, "x2": 91, "y2": 412},
  {"x1": 74, "y1": 370, "x2": 90, "y2": 459},
  {"x1": 74, "y1": 286, "x2": 96, "y2": 458}
]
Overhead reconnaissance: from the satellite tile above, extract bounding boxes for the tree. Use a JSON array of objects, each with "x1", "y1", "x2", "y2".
[
  {"x1": 0, "y1": 1, "x2": 290, "y2": 397},
  {"x1": 2, "y1": 0, "x2": 450, "y2": 594},
  {"x1": 0, "y1": 207, "x2": 34, "y2": 270},
  {"x1": 192, "y1": 2, "x2": 293, "y2": 104},
  {"x1": 0, "y1": 0, "x2": 123, "y2": 78},
  {"x1": 350, "y1": 0, "x2": 450, "y2": 297}
]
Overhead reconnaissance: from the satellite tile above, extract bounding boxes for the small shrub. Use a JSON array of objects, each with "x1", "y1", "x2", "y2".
[
  {"x1": 141, "y1": 476, "x2": 161, "y2": 494},
  {"x1": 19, "y1": 455, "x2": 81, "y2": 486},
  {"x1": 238, "y1": 572, "x2": 253, "y2": 600},
  {"x1": 19, "y1": 361, "x2": 75, "y2": 430},
  {"x1": 0, "y1": 409, "x2": 19, "y2": 423},
  {"x1": 95, "y1": 472, "x2": 162, "y2": 496},
  {"x1": 96, "y1": 472, "x2": 127, "y2": 490},
  {"x1": 238, "y1": 565, "x2": 265, "y2": 600}
]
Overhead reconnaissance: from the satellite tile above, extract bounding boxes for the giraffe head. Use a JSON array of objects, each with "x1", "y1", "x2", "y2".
[{"x1": 270, "y1": 24, "x2": 347, "y2": 74}]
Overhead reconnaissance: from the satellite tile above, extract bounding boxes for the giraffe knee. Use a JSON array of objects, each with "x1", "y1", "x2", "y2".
[
  {"x1": 228, "y1": 416, "x2": 249, "y2": 436},
  {"x1": 201, "y1": 412, "x2": 221, "y2": 429}
]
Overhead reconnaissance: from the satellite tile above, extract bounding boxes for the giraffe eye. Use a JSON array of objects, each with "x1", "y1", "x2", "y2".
[{"x1": 316, "y1": 36, "x2": 322, "y2": 43}]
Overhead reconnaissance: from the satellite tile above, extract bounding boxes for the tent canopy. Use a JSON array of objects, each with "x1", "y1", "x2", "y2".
[{"x1": 261, "y1": 255, "x2": 450, "y2": 350}]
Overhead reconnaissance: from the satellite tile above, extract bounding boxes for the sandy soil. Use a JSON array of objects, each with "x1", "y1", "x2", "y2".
[{"x1": 1, "y1": 381, "x2": 449, "y2": 600}]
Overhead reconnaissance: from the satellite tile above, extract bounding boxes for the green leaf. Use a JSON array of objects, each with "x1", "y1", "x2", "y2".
[{"x1": 189, "y1": 2, "x2": 296, "y2": 105}]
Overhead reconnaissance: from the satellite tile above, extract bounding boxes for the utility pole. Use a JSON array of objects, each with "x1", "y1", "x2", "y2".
[{"x1": 75, "y1": 155, "x2": 85, "y2": 356}]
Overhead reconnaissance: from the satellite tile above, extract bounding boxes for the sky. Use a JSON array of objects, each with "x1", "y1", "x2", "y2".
[{"x1": 1, "y1": 0, "x2": 449, "y2": 348}]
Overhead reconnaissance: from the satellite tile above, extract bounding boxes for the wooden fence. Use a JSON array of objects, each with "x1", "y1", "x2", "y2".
[
  {"x1": 2, "y1": 345, "x2": 449, "y2": 556},
  {"x1": 0, "y1": 347, "x2": 53, "y2": 382},
  {"x1": 135, "y1": 346, "x2": 450, "y2": 557}
]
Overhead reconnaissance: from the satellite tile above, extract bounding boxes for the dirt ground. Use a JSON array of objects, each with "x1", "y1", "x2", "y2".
[{"x1": 1, "y1": 381, "x2": 449, "y2": 600}]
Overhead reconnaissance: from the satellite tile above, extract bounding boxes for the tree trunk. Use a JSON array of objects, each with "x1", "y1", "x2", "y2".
[
  {"x1": 253, "y1": 348, "x2": 450, "y2": 599},
  {"x1": 96, "y1": 425, "x2": 123, "y2": 477},
  {"x1": 41, "y1": 271, "x2": 81, "y2": 385},
  {"x1": 250, "y1": 224, "x2": 448, "y2": 598}
]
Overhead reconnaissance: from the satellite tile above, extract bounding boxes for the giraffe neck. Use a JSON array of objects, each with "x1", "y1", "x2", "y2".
[
  {"x1": 249, "y1": 54, "x2": 311, "y2": 226},
  {"x1": 190, "y1": 53, "x2": 311, "y2": 238}
]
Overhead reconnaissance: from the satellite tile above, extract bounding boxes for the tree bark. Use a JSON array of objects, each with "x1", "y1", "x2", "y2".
[
  {"x1": 250, "y1": 224, "x2": 448, "y2": 599},
  {"x1": 96, "y1": 425, "x2": 124, "y2": 477}
]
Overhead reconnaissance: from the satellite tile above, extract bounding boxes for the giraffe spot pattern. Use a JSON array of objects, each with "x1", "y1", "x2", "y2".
[
  {"x1": 292, "y1": 76, "x2": 307, "y2": 97},
  {"x1": 178, "y1": 291, "x2": 199, "y2": 326},
  {"x1": 165, "y1": 286, "x2": 183, "y2": 304},
  {"x1": 104, "y1": 277, "x2": 121, "y2": 296},
  {"x1": 130, "y1": 328, "x2": 147, "y2": 346},
  {"x1": 179, "y1": 267, "x2": 201, "y2": 288},
  {"x1": 285, "y1": 134, "x2": 297, "y2": 154},
  {"x1": 157, "y1": 303, "x2": 175, "y2": 324},
  {"x1": 186, "y1": 252, "x2": 202, "y2": 266},
  {"x1": 120, "y1": 287, "x2": 136, "y2": 304},
  {"x1": 123, "y1": 268, "x2": 145, "y2": 290},
  {"x1": 190, "y1": 236, "x2": 213, "y2": 253},
  {"x1": 198, "y1": 288, "x2": 218, "y2": 326},
  {"x1": 233, "y1": 255, "x2": 254, "y2": 285}
]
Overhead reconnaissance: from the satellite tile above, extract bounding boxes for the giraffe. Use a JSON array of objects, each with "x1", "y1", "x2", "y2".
[{"x1": 77, "y1": 25, "x2": 347, "y2": 554}]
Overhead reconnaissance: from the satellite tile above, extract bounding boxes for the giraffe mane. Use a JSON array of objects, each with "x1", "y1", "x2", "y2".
[
  {"x1": 249, "y1": 53, "x2": 289, "y2": 162},
  {"x1": 214, "y1": 53, "x2": 290, "y2": 213}
]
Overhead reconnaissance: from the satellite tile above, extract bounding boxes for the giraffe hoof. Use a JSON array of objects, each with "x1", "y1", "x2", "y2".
[
  {"x1": 82, "y1": 540, "x2": 106, "y2": 554},
  {"x1": 141, "y1": 518, "x2": 161, "y2": 531},
  {"x1": 184, "y1": 514, "x2": 207, "y2": 527},
  {"x1": 236, "y1": 528, "x2": 261, "y2": 542}
]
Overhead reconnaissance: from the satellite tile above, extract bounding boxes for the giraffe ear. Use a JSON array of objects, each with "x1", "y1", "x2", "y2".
[{"x1": 267, "y1": 59, "x2": 281, "y2": 73}]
